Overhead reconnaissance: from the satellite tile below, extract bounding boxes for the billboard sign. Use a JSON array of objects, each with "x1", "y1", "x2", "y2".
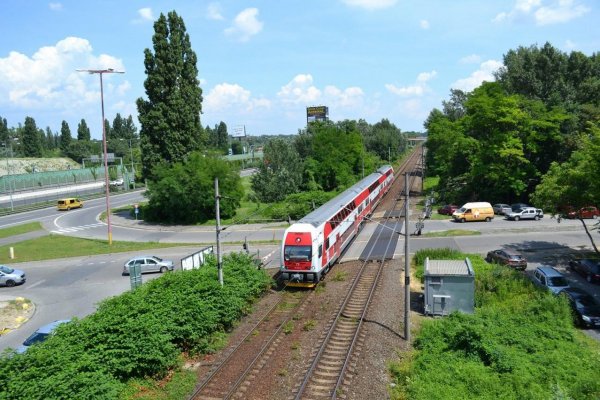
[{"x1": 306, "y1": 106, "x2": 329, "y2": 123}]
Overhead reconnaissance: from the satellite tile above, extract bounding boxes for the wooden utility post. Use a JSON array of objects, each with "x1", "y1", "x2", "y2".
[
  {"x1": 404, "y1": 172, "x2": 411, "y2": 342},
  {"x1": 215, "y1": 178, "x2": 223, "y2": 286}
]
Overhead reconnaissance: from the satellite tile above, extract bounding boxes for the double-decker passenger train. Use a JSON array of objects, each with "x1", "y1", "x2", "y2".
[{"x1": 279, "y1": 165, "x2": 394, "y2": 287}]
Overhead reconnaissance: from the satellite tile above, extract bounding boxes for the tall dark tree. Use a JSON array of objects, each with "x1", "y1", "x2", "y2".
[
  {"x1": 45, "y1": 127, "x2": 55, "y2": 150},
  {"x1": 112, "y1": 113, "x2": 125, "y2": 139},
  {"x1": 137, "y1": 10, "x2": 204, "y2": 179},
  {"x1": 77, "y1": 119, "x2": 91, "y2": 141},
  {"x1": 251, "y1": 139, "x2": 303, "y2": 202},
  {"x1": 216, "y1": 122, "x2": 228, "y2": 151},
  {"x1": 104, "y1": 119, "x2": 111, "y2": 140},
  {"x1": 60, "y1": 120, "x2": 72, "y2": 153},
  {"x1": 0, "y1": 117, "x2": 8, "y2": 146},
  {"x1": 123, "y1": 115, "x2": 138, "y2": 139},
  {"x1": 22, "y1": 117, "x2": 43, "y2": 157}
]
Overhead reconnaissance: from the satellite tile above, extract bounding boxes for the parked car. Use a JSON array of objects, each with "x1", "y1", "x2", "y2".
[
  {"x1": 109, "y1": 178, "x2": 124, "y2": 186},
  {"x1": 16, "y1": 320, "x2": 71, "y2": 354},
  {"x1": 492, "y1": 203, "x2": 512, "y2": 215},
  {"x1": 437, "y1": 204, "x2": 458, "y2": 215},
  {"x1": 568, "y1": 258, "x2": 600, "y2": 283},
  {"x1": 485, "y1": 249, "x2": 527, "y2": 270},
  {"x1": 505, "y1": 207, "x2": 543, "y2": 221},
  {"x1": 531, "y1": 266, "x2": 570, "y2": 294},
  {"x1": 511, "y1": 203, "x2": 530, "y2": 211},
  {"x1": 559, "y1": 287, "x2": 600, "y2": 329},
  {"x1": 122, "y1": 256, "x2": 175, "y2": 275},
  {"x1": 565, "y1": 206, "x2": 600, "y2": 219},
  {"x1": 0, "y1": 265, "x2": 26, "y2": 287},
  {"x1": 57, "y1": 198, "x2": 83, "y2": 211}
]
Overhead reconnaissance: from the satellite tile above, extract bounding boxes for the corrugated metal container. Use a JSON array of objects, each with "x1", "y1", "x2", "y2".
[{"x1": 424, "y1": 257, "x2": 474, "y2": 316}]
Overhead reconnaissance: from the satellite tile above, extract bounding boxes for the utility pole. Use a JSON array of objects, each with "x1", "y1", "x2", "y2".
[
  {"x1": 421, "y1": 144, "x2": 425, "y2": 193},
  {"x1": 404, "y1": 172, "x2": 411, "y2": 342},
  {"x1": 215, "y1": 177, "x2": 224, "y2": 286}
]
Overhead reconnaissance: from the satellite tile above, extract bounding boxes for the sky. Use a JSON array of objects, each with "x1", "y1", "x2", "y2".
[{"x1": 0, "y1": 0, "x2": 598, "y2": 140}]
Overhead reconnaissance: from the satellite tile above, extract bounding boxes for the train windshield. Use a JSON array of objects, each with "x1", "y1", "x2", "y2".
[{"x1": 284, "y1": 246, "x2": 312, "y2": 261}]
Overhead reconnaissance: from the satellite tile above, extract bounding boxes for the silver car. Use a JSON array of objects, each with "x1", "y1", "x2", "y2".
[
  {"x1": 0, "y1": 265, "x2": 26, "y2": 287},
  {"x1": 122, "y1": 256, "x2": 175, "y2": 275}
]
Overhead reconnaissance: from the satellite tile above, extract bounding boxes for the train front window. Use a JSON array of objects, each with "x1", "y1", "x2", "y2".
[{"x1": 285, "y1": 246, "x2": 312, "y2": 261}]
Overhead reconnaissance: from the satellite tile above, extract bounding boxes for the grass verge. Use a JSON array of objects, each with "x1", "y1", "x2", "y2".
[
  {"x1": 0, "y1": 222, "x2": 43, "y2": 239},
  {"x1": 423, "y1": 229, "x2": 480, "y2": 237},
  {"x1": 0, "y1": 235, "x2": 194, "y2": 263}
]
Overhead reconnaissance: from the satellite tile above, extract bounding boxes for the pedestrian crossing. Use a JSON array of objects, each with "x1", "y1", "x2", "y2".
[{"x1": 51, "y1": 223, "x2": 105, "y2": 234}]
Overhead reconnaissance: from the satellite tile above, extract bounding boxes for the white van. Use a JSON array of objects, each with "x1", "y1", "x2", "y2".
[{"x1": 452, "y1": 202, "x2": 494, "y2": 222}]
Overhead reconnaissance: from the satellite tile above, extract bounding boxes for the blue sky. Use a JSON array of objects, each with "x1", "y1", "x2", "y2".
[{"x1": 0, "y1": 0, "x2": 598, "y2": 139}]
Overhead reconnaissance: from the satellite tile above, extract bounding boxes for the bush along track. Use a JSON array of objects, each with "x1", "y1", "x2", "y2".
[
  {"x1": 389, "y1": 248, "x2": 600, "y2": 400},
  {"x1": 0, "y1": 253, "x2": 271, "y2": 400}
]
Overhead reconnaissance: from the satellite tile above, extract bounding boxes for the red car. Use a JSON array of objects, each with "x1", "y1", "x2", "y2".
[
  {"x1": 437, "y1": 204, "x2": 458, "y2": 215},
  {"x1": 566, "y1": 206, "x2": 600, "y2": 219}
]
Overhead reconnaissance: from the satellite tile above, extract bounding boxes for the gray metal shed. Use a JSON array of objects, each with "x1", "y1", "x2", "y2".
[{"x1": 424, "y1": 257, "x2": 475, "y2": 316}]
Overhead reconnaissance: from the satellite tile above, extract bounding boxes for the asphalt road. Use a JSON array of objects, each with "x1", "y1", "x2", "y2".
[{"x1": 1, "y1": 200, "x2": 599, "y2": 351}]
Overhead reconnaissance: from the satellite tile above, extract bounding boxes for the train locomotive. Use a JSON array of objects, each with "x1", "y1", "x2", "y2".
[{"x1": 279, "y1": 165, "x2": 394, "y2": 288}]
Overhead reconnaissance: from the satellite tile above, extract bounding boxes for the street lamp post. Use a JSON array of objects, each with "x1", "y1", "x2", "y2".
[{"x1": 77, "y1": 68, "x2": 124, "y2": 245}]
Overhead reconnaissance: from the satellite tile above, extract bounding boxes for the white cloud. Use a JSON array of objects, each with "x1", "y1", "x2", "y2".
[
  {"x1": 385, "y1": 70, "x2": 436, "y2": 97},
  {"x1": 204, "y1": 83, "x2": 271, "y2": 113},
  {"x1": 224, "y1": 8, "x2": 263, "y2": 42},
  {"x1": 341, "y1": 0, "x2": 397, "y2": 10},
  {"x1": 0, "y1": 37, "x2": 127, "y2": 112},
  {"x1": 535, "y1": 0, "x2": 590, "y2": 25},
  {"x1": 459, "y1": 54, "x2": 482, "y2": 64},
  {"x1": 49, "y1": 2, "x2": 62, "y2": 11},
  {"x1": 277, "y1": 74, "x2": 322, "y2": 105},
  {"x1": 451, "y1": 60, "x2": 503, "y2": 92},
  {"x1": 137, "y1": 8, "x2": 155, "y2": 22},
  {"x1": 420, "y1": 19, "x2": 430, "y2": 29},
  {"x1": 493, "y1": 0, "x2": 589, "y2": 25},
  {"x1": 207, "y1": 3, "x2": 224, "y2": 20}
]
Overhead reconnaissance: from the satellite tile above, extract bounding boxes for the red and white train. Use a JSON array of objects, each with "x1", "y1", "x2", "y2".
[{"x1": 279, "y1": 165, "x2": 394, "y2": 287}]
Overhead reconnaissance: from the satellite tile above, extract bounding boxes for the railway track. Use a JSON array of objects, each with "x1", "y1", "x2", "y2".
[
  {"x1": 292, "y1": 147, "x2": 421, "y2": 399},
  {"x1": 189, "y1": 145, "x2": 423, "y2": 400},
  {"x1": 189, "y1": 289, "x2": 312, "y2": 399}
]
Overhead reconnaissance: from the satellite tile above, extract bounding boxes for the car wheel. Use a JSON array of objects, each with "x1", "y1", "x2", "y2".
[
  {"x1": 5, "y1": 280, "x2": 15, "y2": 287},
  {"x1": 66, "y1": 207, "x2": 70, "y2": 211},
  {"x1": 534, "y1": 215, "x2": 540, "y2": 221},
  {"x1": 460, "y1": 218, "x2": 466, "y2": 223},
  {"x1": 485, "y1": 217, "x2": 491, "y2": 222},
  {"x1": 594, "y1": 215, "x2": 598, "y2": 220},
  {"x1": 160, "y1": 266, "x2": 167, "y2": 273},
  {"x1": 514, "y1": 216, "x2": 520, "y2": 221}
]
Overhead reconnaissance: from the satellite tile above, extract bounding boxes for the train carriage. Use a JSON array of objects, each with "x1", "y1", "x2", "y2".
[{"x1": 279, "y1": 165, "x2": 394, "y2": 287}]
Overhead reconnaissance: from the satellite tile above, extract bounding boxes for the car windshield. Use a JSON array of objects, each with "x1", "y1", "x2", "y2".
[
  {"x1": 548, "y1": 276, "x2": 568, "y2": 287},
  {"x1": 577, "y1": 296, "x2": 599, "y2": 308},
  {"x1": 0, "y1": 265, "x2": 14, "y2": 274},
  {"x1": 510, "y1": 255, "x2": 524, "y2": 261},
  {"x1": 22, "y1": 332, "x2": 49, "y2": 347},
  {"x1": 153, "y1": 257, "x2": 163, "y2": 262},
  {"x1": 284, "y1": 246, "x2": 312, "y2": 261}
]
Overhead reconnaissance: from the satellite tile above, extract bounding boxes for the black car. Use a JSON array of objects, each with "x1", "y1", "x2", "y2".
[
  {"x1": 568, "y1": 259, "x2": 600, "y2": 283},
  {"x1": 485, "y1": 249, "x2": 527, "y2": 270},
  {"x1": 559, "y1": 287, "x2": 600, "y2": 328}
]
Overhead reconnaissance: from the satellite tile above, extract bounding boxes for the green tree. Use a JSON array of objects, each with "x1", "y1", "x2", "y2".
[
  {"x1": 137, "y1": 10, "x2": 204, "y2": 180},
  {"x1": 532, "y1": 124, "x2": 600, "y2": 253},
  {"x1": 0, "y1": 117, "x2": 8, "y2": 145},
  {"x1": 45, "y1": 127, "x2": 55, "y2": 150},
  {"x1": 65, "y1": 141, "x2": 95, "y2": 163},
  {"x1": 60, "y1": 120, "x2": 72, "y2": 153},
  {"x1": 231, "y1": 140, "x2": 243, "y2": 155},
  {"x1": 364, "y1": 118, "x2": 406, "y2": 162},
  {"x1": 77, "y1": 119, "x2": 91, "y2": 141},
  {"x1": 123, "y1": 115, "x2": 138, "y2": 140},
  {"x1": 111, "y1": 113, "x2": 124, "y2": 139},
  {"x1": 251, "y1": 139, "x2": 303, "y2": 202},
  {"x1": 216, "y1": 122, "x2": 228, "y2": 152},
  {"x1": 103, "y1": 119, "x2": 111, "y2": 140},
  {"x1": 22, "y1": 116, "x2": 42, "y2": 157},
  {"x1": 144, "y1": 153, "x2": 242, "y2": 223}
]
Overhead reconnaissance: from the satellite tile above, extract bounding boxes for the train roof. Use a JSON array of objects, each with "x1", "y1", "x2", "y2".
[{"x1": 299, "y1": 165, "x2": 393, "y2": 228}]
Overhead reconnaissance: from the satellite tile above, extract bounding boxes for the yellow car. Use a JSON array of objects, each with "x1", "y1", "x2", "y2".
[{"x1": 57, "y1": 198, "x2": 83, "y2": 211}]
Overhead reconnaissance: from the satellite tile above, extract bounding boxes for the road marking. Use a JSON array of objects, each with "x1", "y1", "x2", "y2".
[
  {"x1": 26, "y1": 279, "x2": 46, "y2": 290},
  {"x1": 50, "y1": 223, "x2": 105, "y2": 234}
]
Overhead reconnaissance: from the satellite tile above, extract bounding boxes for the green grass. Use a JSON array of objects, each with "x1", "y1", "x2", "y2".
[
  {"x1": 0, "y1": 222, "x2": 43, "y2": 239},
  {"x1": 423, "y1": 229, "x2": 480, "y2": 238},
  {"x1": 423, "y1": 176, "x2": 439, "y2": 192},
  {"x1": 389, "y1": 249, "x2": 600, "y2": 400},
  {"x1": 0, "y1": 235, "x2": 194, "y2": 263}
]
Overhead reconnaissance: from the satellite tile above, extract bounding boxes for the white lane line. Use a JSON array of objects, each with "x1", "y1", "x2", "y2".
[{"x1": 26, "y1": 279, "x2": 46, "y2": 290}]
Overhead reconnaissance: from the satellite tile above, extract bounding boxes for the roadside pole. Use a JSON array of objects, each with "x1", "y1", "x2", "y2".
[
  {"x1": 215, "y1": 178, "x2": 224, "y2": 286},
  {"x1": 404, "y1": 172, "x2": 411, "y2": 342}
]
